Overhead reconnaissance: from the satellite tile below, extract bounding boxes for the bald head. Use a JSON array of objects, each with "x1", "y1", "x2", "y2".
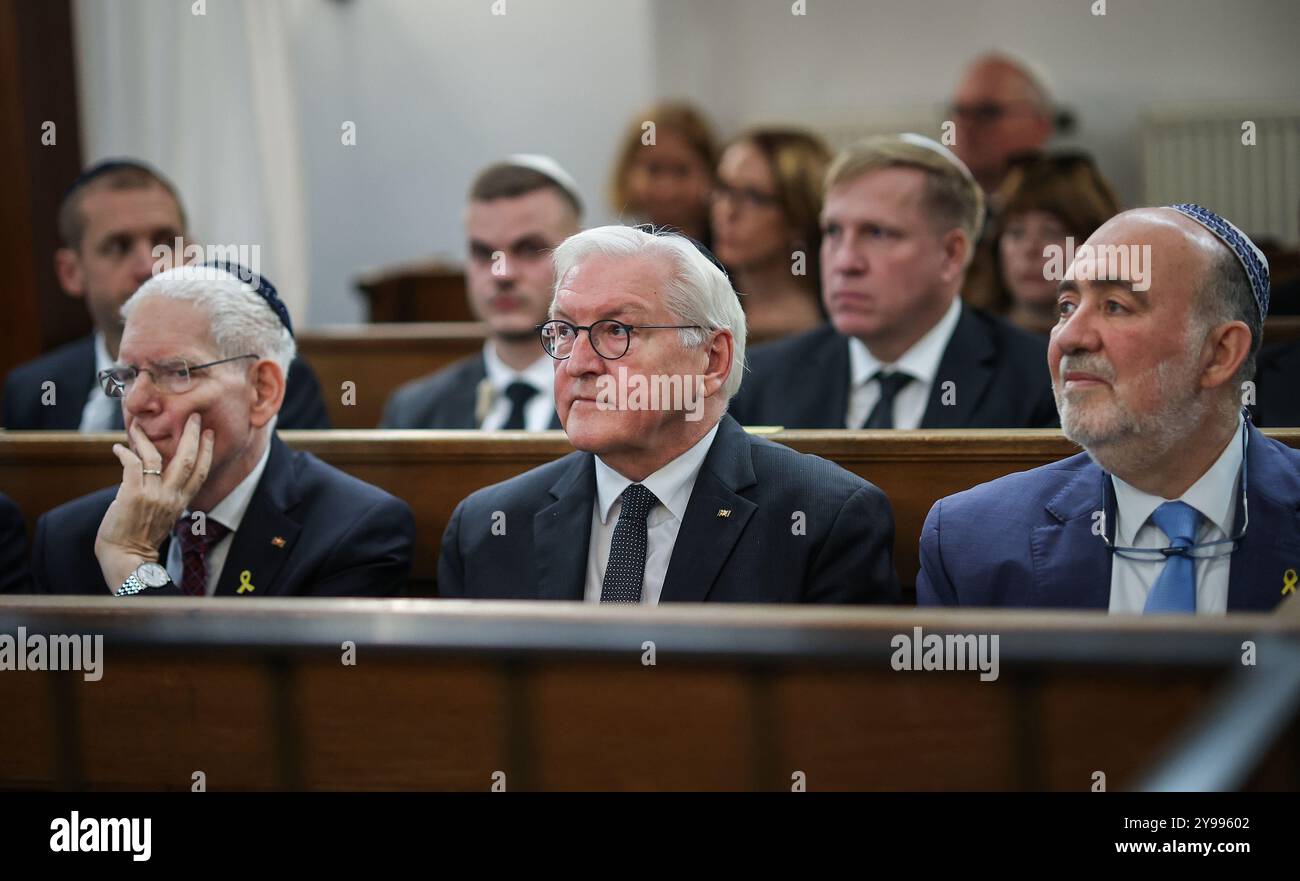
[{"x1": 951, "y1": 53, "x2": 1054, "y2": 192}]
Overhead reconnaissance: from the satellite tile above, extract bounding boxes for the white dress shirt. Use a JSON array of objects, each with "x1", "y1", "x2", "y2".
[
  {"x1": 166, "y1": 443, "x2": 272, "y2": 596},
  {"x1": 846, "y1": 297, "x2": 963, "y2": 429},
  {"x1": 1108, "y1": 415, "x2": 1245, "y2": 615},
  {"x1": 584, "y1": 423, "x2": 721, "y2": 605},
  {"x1": 478, "y1": 342, "x2": 557, "y2": 431},
  {"x1": 79, "y1": 333, "x2": 120, "y2": 432}
]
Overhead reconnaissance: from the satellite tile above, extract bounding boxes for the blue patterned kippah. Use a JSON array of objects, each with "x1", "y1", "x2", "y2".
[
  {"x1": 1169, "y1": 203, "x2": 1270, "y2": 320},
  {"x1": 202, "y1": 259, "x2": 294, "y2": 337}
]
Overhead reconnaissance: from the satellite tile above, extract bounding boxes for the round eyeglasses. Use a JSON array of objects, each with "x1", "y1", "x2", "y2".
[
  {"x1": 98, "y1": 354, "x2": 259, "y2": 398},
  {"x1": 537, "y1": 319, "x2": 706, "y2": 361}
]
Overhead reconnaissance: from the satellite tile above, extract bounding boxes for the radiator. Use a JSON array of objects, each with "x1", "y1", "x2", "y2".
[{"x1": 1143, "y1": 105, "x2": 1300, "y2": 243}]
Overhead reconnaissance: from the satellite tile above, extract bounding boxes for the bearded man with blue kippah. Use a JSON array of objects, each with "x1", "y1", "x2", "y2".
[{"x1": 919, "y1": 204, "x2": 1300, "y2": 614}]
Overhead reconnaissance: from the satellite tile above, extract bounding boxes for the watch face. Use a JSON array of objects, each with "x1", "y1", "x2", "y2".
[{"x1": 137, "y1": 562, "x2": 171, "y2": 588}]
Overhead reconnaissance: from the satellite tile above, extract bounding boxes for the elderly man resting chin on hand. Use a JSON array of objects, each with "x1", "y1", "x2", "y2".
[{"x1": 29, "y1": 263, "x2": 415, "y2": 598}]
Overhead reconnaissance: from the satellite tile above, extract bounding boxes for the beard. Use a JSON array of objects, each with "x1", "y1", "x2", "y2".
[{"x1": 1055, "y1": 349, "x2": 1213, "y2": 473}]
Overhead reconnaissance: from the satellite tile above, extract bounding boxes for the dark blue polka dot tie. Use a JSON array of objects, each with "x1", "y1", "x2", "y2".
[{"x1": 600, "y1": 483, "x2": 659, "y2": 604}]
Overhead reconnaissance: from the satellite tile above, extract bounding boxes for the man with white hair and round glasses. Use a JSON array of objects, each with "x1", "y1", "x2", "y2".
[
  {"x1": 438, "y1": 225, "x2": 899, "y2": 604},
  {"x1": 28, "y1": 263, "x2": 414, "y2": 598}
]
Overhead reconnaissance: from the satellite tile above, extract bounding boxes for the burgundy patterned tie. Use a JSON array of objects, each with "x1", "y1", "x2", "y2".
[{"x1": 173, "y1": 516, "x2": 231, "y2": 597}]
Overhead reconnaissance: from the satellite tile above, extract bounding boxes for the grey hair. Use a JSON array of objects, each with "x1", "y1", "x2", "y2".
[
  {"x1": 1192, "y1": 245, "x2": 1261, "y2": 392},
  {"x1": 121, "y1": 265, "x2": 297, "y2": 376},
  {"x1": 549, "y1": 225, "x2": 747, "y2": 399}
]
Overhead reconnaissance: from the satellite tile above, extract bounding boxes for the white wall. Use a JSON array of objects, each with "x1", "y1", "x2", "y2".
[{"x1": 290, "y1": 0, "x2": 656, "y2": 323}]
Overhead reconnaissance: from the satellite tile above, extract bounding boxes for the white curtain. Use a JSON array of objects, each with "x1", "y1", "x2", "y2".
[{"x1": 73, "y1": 0, "x2": 310, "y2": 325}]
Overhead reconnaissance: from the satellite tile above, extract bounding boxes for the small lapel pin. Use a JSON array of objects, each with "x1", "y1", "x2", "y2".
[
  {"x1": 237, "y1": 570, "x2": 256, "y2": 594},
  {"x1": 271, "y1": 536, "x2": 286, "y2": 549},
  {"x1": 1283, "y1": 568, "x2": 1297, "y2": 596},
  {"x1": 716, "y1": 508, "x2": 732, "y2": 519}
]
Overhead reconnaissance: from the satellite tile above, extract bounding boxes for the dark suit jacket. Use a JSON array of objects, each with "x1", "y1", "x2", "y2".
[
  {"x1": 728, "y1": 307, "x2": 1058, "y2": 429},
  {"x1": 0, "y1": 493, "x2": 32, "y2": 595},
  {"x1": 1250, "y1": 341, "x2": 1300, "y2": 428},
  {"x1": 379, "y1": 353, "x2": 562, "y2": 429},
  {"x1": 917, "y1": 422, "x2": 1298, "y2": 611},
  {"x1": 25, "y1": 435, "x2": 414, "y2": 597},
  {"x1": 439, "y1": 414, "x2": 900, "y2": 603},
  {"x1": 2, "y1": 334, "x2": 331, "y2": 430}
]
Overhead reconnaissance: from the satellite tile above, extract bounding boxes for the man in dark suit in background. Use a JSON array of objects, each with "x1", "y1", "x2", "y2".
[
  {"x1": 26, "y1": 264, "x2": 413, "y2": 597},
  {"x1": 0, "y1": 494, "x2": 32, "y2": 595},
  {"x1": 1250, "y1": 339, "x2": 1300, "y2": 427},
  {"x1": 380, "y1": 155, "x2": 583, "y2": 429},
  {"x1": 918, "y1": 204, "x2": 1295, "y2": 613},
  {"x1": 2, "y1": 159, "x2": 329, "y2": 431},
  {"x1": 729, "y1": 134, "x2": 1057, "y2": 430},
  {"x1": 439, "y1": 225, "x2": 899, "y2": 604}
]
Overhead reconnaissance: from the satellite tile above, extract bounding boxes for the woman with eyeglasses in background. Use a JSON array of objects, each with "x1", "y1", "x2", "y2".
[{"x1": 710, "y1": 128, "x2": 831, "y2": 343}]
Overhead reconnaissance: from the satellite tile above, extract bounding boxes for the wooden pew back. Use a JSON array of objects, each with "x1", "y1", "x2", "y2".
[
  {"x1": 4, "y1": 430, "x2": 1299, "y2": 593},
  {"x1": 2, "y1": 598, "x2": 1294, "y2": 791}
]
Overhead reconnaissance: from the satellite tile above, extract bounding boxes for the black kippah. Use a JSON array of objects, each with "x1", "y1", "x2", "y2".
[
  {"x1": 202, "y1": 259, "x2": 294, "y2": 338},
  {"x1": 632, "y1": 223, "x2": 731, "y2": 281}
]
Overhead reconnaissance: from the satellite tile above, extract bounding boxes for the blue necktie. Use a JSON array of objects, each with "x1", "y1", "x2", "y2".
[
  {"x1": 1144, "y1": 501, "x2": 1201, "y2": 614},
  {"x1": 600, "y1": 483, "x2": 658, "y2": 604}
]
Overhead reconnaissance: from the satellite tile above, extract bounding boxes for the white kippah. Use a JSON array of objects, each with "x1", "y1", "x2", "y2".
[
  {"x1": 503, "y1": 153, "x2": 583, "y2": 216},
  {"x1": 897, "y1": 132, "x2": 977, "y2": 185}
]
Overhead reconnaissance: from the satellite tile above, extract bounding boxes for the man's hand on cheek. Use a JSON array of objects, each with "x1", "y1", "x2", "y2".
[{"x1": 94, "y1": 413, "x2": 216, "y2": 592}]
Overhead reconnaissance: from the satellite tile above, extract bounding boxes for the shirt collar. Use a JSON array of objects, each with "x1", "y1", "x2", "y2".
[
  {"x1": 593, "y1": 422, "x2": 721, "y2": 525},
  {"x1": 482, "y1": 340, "x2": 554, "y2": 395},
  {"x1": 848, "y1": 297, "x2": 962, "y2": 387},
  {"x1": 1111, "y1": 414, "x2": 1245, "y2": 545},
  {"x1": 93, "y1": 332, "x2": 113, "y2": 373},
  {"x1": 190, "y1": 442, "x2": 273, "y2": 534}
]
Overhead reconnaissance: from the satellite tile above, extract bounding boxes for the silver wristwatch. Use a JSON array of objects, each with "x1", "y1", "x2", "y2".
[{"x1": 115, "y1": 561, "x2": 172, "y2": 596}]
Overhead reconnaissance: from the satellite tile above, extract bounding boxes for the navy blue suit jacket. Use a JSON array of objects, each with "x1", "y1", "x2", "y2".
[
  {"x1": 1250, "y1": 341, "x2": 1300, "y2": 428},
  {"x1": 379, "y1": 353, "x2": 562, "y2": 429},
  {"x1": 728, "y1": 307, "x2": 1058, "y2": 429},
  {"x1": 0, "y1": 493, "x2": 32, "y2": 595},
  {"x1": 2, "y1": 334, "x2": 332, "y2": 430},
  {"x1": 917, "y1": 423, "x2": 1299, "y2": 611},
  {"x1": 438, "y1": 414, "x2": 900, "y2": 603},
  {"x1": 25, "y1": 435, "x2": 414, "y2": 597}
]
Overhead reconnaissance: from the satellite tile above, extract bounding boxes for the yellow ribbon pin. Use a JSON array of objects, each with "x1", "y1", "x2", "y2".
[
  {"x1": 1284, "y1": 569, "x2": 1297, "y2": 596},
  {"x1": 237, "y1": 570, "x2": 256, "y2": 594}
]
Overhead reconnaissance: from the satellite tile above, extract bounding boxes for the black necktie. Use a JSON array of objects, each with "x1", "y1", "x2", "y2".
[
  {"x1": 502, "y1": 381, "x2": 537, "y2": 430},
  {"x1": 600, "y1": 483, "x2": 659, "y2": 604},
  {"x1": 861, "y1": 371, "x2": 913, "y2": 429}
]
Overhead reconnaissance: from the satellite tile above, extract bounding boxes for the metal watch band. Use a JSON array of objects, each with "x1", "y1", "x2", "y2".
[{"x1": 114, "y1": 573, "x2": 149, "y2": 597}]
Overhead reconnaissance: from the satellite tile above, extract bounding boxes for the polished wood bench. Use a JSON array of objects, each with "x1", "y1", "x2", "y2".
[
  {"x1": 4, "y1": 429, "x2": 1300, "y2": 594},
  {"x1": 297, "y1": 323, "x2": 487, "y2": 429},
  {"x1": 1, "y1": 598, "x2": 1294, "y2": 791}
]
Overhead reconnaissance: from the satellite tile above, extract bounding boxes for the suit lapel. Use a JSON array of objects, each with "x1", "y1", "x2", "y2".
[
  {"x1": 50, "y1": 337, "x2": 97, "y2": 429},
  {"x1": 660, "y1": 416, "x2": 758, "y2": 602},
  {"x1": 923, "y1": 306, "x2": 996, "y2": 429},
  {"x1": 797, "y1": 329, "x2": 851, "y2": 428},
  {"x1": 532, "y1": 453, "x2": 596, "y2": 600},
  {"x1": 1228, "y1": 425, "x2": 1300, "y2": 610},
  {"x1": 213, "y1": 437, "x2": 302, "y2": 597},
  {"x1": 1029, "y1": 459, "x2": 1113, "y2": 609},
  {"x1": 443, "y1": 356, "x2": 486, "y2": 429}
]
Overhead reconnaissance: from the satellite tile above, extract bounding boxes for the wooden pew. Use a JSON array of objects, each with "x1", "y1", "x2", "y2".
[
  {"x1": 1, "y1": 598, "x2": 1295, "y2": 791},
  {"x1": 1264, "y1": 315, "x2": 1300, "y2": 347},
  {"x1": 296, "y1": 323, "x2": 486, "y2": 428},
  {"x1": 5, "y1": 430, "x2": 1300, "y2": 595},
  {"x1": 354, "y1": 260, "x2": 473, "y2": 323}
]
